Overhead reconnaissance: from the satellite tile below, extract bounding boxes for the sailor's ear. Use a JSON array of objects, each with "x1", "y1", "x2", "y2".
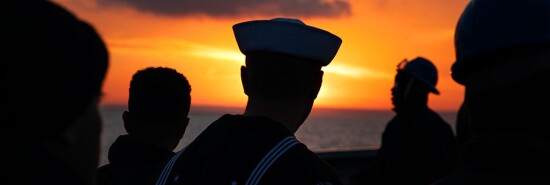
[
  {"x1": 311, "y1": 70, "x2": 324, "y2": 99},
  {"x1": 241, "y1": 65, "x2": 250, "y2": 96},
  {"x1": 122, "y1": 111, "x2": 134, "y2": 134}
]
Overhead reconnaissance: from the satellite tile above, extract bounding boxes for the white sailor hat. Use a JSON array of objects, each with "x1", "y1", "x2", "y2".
[{"x1": 233, "y1": 18, "x2": 342, "y2": 66}]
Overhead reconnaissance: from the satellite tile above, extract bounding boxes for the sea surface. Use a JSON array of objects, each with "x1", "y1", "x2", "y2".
[{"x1": 99, "y1": 105, "x2": 457, "y2": 166}]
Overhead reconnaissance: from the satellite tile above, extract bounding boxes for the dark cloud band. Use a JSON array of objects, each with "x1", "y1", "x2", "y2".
[{"x1": 97, "y1": 0, "x2": 351, "y2": 18}]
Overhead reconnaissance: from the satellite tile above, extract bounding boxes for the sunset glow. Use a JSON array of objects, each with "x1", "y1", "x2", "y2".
[{"x1": 54, "y1": 0, "x2": 470, "y2": 111}]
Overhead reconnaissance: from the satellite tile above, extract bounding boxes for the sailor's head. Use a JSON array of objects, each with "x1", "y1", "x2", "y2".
[{"x1": 233, "y1": 18, "x2": 342, "y2": 101}]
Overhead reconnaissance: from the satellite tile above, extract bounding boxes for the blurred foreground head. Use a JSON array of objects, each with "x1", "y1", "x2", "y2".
[
  {"x1": 2, "y1": 0, "x2": 109, "y2": 139},
  {"x1": 452, "y1": 0, "x2": 550, "y2": 137},
  {"x1": 2, "y1": 1, "x2": 109, "y2": 184}
]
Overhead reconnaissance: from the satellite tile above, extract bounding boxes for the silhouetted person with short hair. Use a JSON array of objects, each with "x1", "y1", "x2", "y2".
[
  {"x1": 1, "y1": 1, "x2": 109, "y2": 185},
  {"x1": 433, "y1": 0, "x2": 550, "y2": 184},
  {"x1": 153, "y1": 18, "x2": 343, "y2": 185},
  {"x1": 350, "y1": 57, "x2": 457, "y2": 185},
  {"x1": 97, "y1": 67, "x2": 191, "y2": 185}
]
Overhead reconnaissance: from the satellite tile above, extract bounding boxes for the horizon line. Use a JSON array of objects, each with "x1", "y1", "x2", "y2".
[{"x1": 99, "y1": 103, "x2": 459, "y2": 112}]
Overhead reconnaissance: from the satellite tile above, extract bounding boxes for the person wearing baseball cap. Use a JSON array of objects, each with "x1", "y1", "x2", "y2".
[
  {"x1": 350, "y1": 57, "x2": 457, "y2": 185},
  {"x1": 154, "y1": 18, "x2": 343, "y2": 185}
]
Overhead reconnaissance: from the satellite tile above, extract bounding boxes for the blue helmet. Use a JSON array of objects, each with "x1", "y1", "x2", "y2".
[{"x1": 452, "y1": 0, "x2": 550, "y2": 88}]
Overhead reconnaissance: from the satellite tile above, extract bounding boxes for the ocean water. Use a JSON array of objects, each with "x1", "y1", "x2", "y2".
[{"x1": 99, "y1": 105, "x2": 457, "y2": 166}]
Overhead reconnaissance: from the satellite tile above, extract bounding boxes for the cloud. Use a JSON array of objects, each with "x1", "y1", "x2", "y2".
[
  {"x1": 107, "y1": 38, "x2": 390, "y2": 79},
  {"x1": 187, "y1": 46, "x2": 392, "y2": 79},
  {"x1": 188, "y1": 47, "x2": 245, "y2": 63},
  {"x1": 324, "y1": 63, "x2": 392, "y2": 79},
  {"x1": 96, "y1": 0, "x2": 351, "y2": 18}
]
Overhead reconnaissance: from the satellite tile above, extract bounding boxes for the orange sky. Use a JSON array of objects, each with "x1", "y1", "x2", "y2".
[{"x1": 53, "y1": 0, "x2": 470, "y2": 111}]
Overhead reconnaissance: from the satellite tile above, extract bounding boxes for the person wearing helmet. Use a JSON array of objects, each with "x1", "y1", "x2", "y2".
[
  {"x1": 350, "y1": 57, "x2": 457, "y2": 185},
  {"x1": 433, "y1": 0, "x2": 550, "y2": 184}
]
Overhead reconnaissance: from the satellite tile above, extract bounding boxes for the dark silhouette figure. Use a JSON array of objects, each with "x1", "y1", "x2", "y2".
[
  {"x1": 97, "y1": 67, "x2": 191, "y2": 185},
  {"x1": 153, "y1": 18, "x2": 343, "y2": 185},
  {"x1": 1, "y1": 1, "x2": 109, "y2": 185},
  {"x1": 455, "y1": 101, "x2": 472, "y2": 162},
  {"x1": 433, "y1": 0, "x2": 550, "y2": 184},
  {"x1": 350, "y1": 57, "x2": 457, "y2": 185}
]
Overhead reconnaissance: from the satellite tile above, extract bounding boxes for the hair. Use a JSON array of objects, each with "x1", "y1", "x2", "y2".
[
  {"x1": 244, "y1": 51, "x2": 322, "y2": 101},
  {"x1": 2, "y1": 0, "x2": 109, "y2": 138},
  {"x1": 128, "y1": 67, "x2": 191, "y2": 123}
]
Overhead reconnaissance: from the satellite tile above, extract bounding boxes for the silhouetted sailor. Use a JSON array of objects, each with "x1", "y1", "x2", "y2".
[{"x1": 154, "y1": 18, "x2": 343, "y2": 185}]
